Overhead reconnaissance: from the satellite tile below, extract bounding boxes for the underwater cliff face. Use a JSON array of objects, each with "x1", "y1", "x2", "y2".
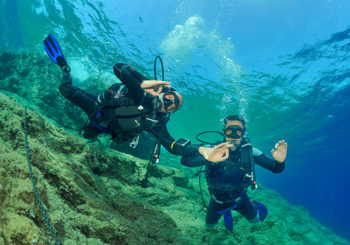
[
  {"x1": 0, "y1": 90, "x2": 182, "y2": 244},
  {"x1": 0, "y1": 50, "x2": 349, "y2": 245}
]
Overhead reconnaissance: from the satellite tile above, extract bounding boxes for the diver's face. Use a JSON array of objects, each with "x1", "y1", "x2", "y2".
[
  {"x1": 224, "y1": 120, "x2": 244, "y2": 151},
  {"x1": 159, "y1": 92, "x2": 183, "y2": 113},
  {"x1": 163, "y1": 93, "x2": 177, "y2": 113}
]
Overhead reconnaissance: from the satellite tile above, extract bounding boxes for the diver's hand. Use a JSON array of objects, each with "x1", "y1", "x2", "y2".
[
  {"x1": 271, "y1": 140, "x2": 288, "y2": 163},
  {"x1": 199, "y1": 142, "x2": 233, "y2": 163},
  {"x1": 140, "y1": 80, "x2": 171, "y2": 96}
]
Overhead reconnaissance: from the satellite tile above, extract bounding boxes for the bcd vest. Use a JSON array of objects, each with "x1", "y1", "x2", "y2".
[
  {"x1": 205, "y1": 137, "x2": 256, "y2": 195},
  {"x1": 88, "y1": 83, "x2": 160, "y2": 142}
]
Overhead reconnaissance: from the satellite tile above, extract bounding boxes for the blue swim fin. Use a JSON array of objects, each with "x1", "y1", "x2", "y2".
[
  {"x1": 43, "y1": 34, "x2": 68, "y2": 67},
  {"x1": 218, "y1": 203, "x2": 237, "y2": 233},
  {"x1": 254, "y1": 201, "x2": 268, "y2": 221}
]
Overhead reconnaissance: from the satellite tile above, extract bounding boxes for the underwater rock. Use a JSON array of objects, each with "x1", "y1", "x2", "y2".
[
  {"x1": 0, "y1": 92, "x2": 183, "y2": 244},
  {"x1": 172, "y1": 169, "x2": 190, "y2": 188}
]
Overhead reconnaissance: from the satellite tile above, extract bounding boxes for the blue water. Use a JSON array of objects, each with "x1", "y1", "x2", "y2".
[{"x1": 1, "y1": 0, "x2": 350, "y2": 240}]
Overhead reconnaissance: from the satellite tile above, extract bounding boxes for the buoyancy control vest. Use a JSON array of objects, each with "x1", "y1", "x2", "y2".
[
  {"x1": 88, "y1": 83, "x2": 159, "y2": 142},
  {"x1": 205, "y1": 137, "x2": 256, "y2": 200}
]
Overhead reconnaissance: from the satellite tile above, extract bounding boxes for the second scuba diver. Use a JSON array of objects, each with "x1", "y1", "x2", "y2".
[
  {"x1": 43, "y1": 34, "x2": 190, "y2": 156},
  {"x1": 181, "y1": 115, "x2": 288, "y2": 232}
]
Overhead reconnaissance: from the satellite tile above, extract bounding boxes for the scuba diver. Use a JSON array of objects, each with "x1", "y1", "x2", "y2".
[
  {"x1": 181, "y1": 115, "x2": 288, "y2": 232},
  {"x1": 43, "y1": 34, "x2": 189, "y2": 156}
]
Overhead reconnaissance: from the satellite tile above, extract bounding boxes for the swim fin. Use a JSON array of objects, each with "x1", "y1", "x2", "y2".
[
  {"x1": 254, "y1": 201, "x2": 268, "y2": 221},
  {"x1": 218, "y1": 203, "x2": 237, "y2": 233},
  {"x1": 43, "y1": 34, "x2": 68, "y2": 67}
]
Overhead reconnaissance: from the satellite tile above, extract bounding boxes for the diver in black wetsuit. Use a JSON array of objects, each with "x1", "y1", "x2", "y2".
[
  {"x1": 58, "y1": 62, "x2": 187, "y2": 155},
  {"x1": 181, "y1": 115, "x2": 288, "y2": 231},
  {"x1": 43, "y1": 34, "x2": 189, "y2": 157}
]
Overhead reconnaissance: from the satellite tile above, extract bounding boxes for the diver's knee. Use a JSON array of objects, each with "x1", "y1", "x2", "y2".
[{"x1": 83, "y1": 126, "x2": 101, "y2": 139}]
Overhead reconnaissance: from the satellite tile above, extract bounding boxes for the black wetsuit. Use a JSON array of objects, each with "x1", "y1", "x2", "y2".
[
  {"x1": 58, "y1": 63, "x2": 181, "y2": 155},
  {"x1": 181, "y1": 143, "x2": 285, "y2": 225}
]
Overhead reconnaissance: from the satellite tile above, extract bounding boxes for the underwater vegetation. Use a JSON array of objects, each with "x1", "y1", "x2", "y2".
[{"x1": 0, "y1": 50, "x2": 349, "y2": 244}]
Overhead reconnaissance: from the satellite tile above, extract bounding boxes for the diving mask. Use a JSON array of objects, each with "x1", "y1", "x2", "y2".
[
  {"x1": 159, "y1": 91, "x2": 180, "y2": 112},
  {"x1": 223, "y1": 125, "x2": 244, "y2": 139}
]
